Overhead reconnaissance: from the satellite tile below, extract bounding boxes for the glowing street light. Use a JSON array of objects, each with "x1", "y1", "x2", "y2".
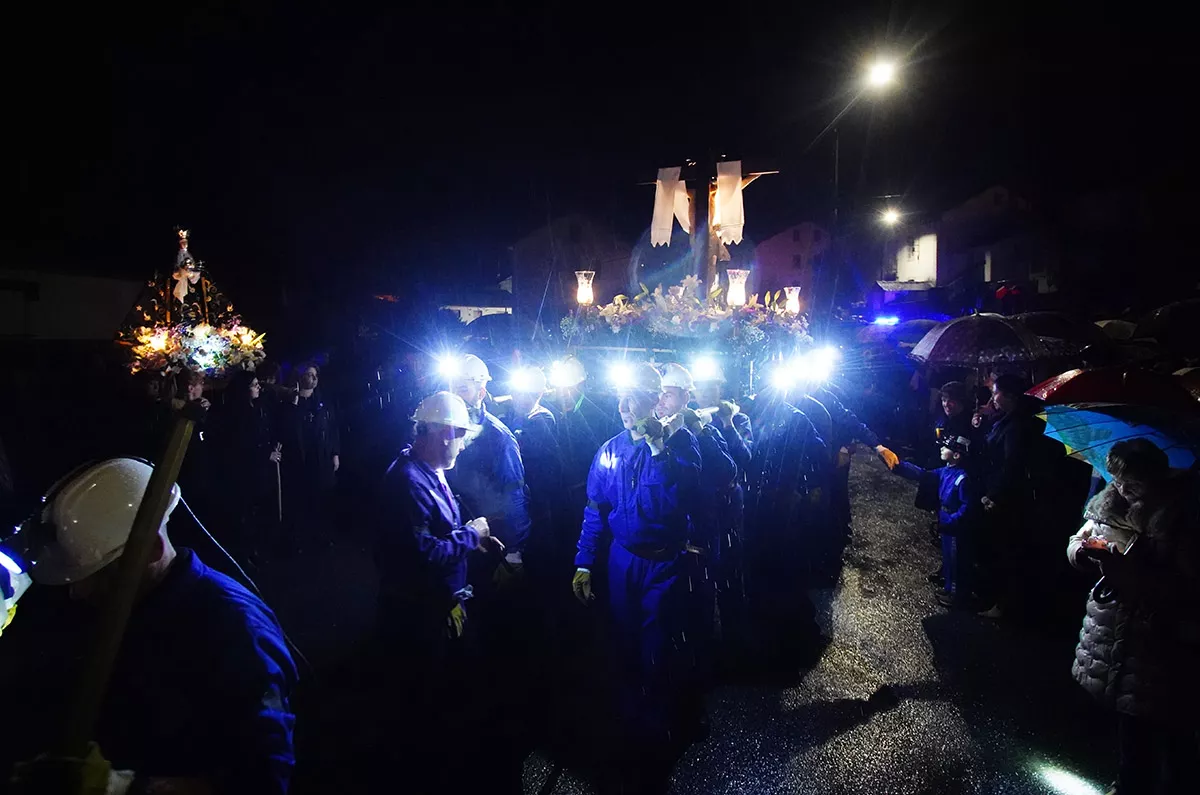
[
  {"x1": 867, "y1": 60, "x2": 897, "y2": 89},
  {"x1": 881, "y1": 208, "x2": 901, "y2": 226}
]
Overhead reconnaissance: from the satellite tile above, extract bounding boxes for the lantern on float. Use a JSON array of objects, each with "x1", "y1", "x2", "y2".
[
  {"x1": 575, "y1": 270, "x2": 595, "y2": 306},
  {"x1": 784, "y1": 286, "x2": 801, "y2": 314},
  {"x1": 726, "y1": 269, "x2": 749, "y2": 307}
]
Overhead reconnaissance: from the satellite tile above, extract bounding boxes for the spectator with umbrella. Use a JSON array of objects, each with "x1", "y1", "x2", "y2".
[{"x1": 1066, "y1": 439, "x2": 1200, "y2": 795}]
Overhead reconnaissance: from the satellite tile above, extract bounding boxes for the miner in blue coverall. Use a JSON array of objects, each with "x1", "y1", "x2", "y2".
[
  {"x1": 809, "y1": 383, "x2": 898, "y2": 583},
  {"x1": 571, "y1": 362, "x2": 703, "y2": 752},
  {"x1": 744, "y1": 383, "x2": 830, "y2": 671},
  {"x1": 374, "y1": 392, "x2": 505, "y2": 790},
  {"x1": 657, "y1": 363, "x2": 736, "y2": 721},
  {"x1": 890, "y1": 434, "x2": 978, "y2": 606},
  {"x1": 8, "y1": 458, "x2": 297, "y2": 795},
  {"x1": 446, "y1": 355, "x2": 532, "y2": 572}
]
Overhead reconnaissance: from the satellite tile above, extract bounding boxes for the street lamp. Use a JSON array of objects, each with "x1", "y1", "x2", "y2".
[
  {"x1": 881, "y1": 208, "x2": 901, "y2": 226},
  {"x1": 866, "y1": 60, "x2": 897, "y2": 89}
]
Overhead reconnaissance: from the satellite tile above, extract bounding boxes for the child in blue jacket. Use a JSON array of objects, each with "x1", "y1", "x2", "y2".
[{"x1": 891, "y1": 435, "x2": 978, "y2": 606}]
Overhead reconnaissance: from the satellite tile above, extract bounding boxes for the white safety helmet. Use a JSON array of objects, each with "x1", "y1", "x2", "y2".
[
  {"x1": 28, "y1": 458, "x2": 182, "y2": 586},
  {"x1": 660, "y1": 363, "x2": 695, "y2": 391},
  {"x1": 413, "y1": 391, "x2": 479, "y2": 432},
  {"x1": 511, "y1": 366, "x2": 548, "y2": 395},
  {"x1": 457, "y1": 354, "x2": 492, "y2": 384},
  {"x1": 626, "y1": 362, "x2": 663, "y2": 395},
  {"x1": 549, "y1": 357, "x2": 587, "y2": 389}
]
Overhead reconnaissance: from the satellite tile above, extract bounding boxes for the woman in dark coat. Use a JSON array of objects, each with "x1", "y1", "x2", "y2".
[
  {"x1": 278, "y1": 363, "x2": 340, "y2": 548},
  {"x1": 218, "y1": 369, "x2": 282, "y2": 560},
  {"x1": 1067, "y1": 439, "x2": 1200, "y2": 794}
]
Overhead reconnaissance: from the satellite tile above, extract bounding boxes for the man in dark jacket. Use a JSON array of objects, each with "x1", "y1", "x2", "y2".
[
  {"x1": 1067, "y1": 439, "x2": 1200, "y2": 795},
  {"x1": 14, "y1": 458, "x2": 297, "y2": 794},
  {"x1": 977, "y1": 373, "x2": 1043, "y2": 618},
  {"x1": 279, "y1": 363, "x2": 340, "y2": 549}
]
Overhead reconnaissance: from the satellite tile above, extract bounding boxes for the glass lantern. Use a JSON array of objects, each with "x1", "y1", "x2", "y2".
[
  {"x1": 726, "y1": 269, "x2": 750, "y2": 307},
  {"x1": 784, "y1": 286, "x2": 801, "y2": 314},
  {"x1": 575, "y1": 270, "x2": 596, "y2": 306}
]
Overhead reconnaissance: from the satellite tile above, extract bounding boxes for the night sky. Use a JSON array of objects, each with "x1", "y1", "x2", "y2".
[{"x1": 7, "y1": 1, "x2": 1191, "y2": 310}]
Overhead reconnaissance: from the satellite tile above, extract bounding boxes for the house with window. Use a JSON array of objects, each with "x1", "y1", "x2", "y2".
[
  {"x1": 871, "y1": 186, "x2": 1059, "y2": 314},
  {"x1": 751, "y1": 222, "x2": 830, "y2": 310}
]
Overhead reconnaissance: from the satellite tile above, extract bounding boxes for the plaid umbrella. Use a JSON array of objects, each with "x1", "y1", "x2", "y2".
[
  {"x1": 910, "y1": 313, "x2": 1054, "y2": 366},
  {"x1": 1040, "y1": 402, "x2": 1200, "y2": 480}
]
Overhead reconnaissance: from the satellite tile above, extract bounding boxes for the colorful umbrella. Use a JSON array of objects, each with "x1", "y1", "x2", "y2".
[
  {"x1": 910, "y1": 313, "x2": 1052, "y2": 366},
  {"x1": 1040, "y1": 403, "x2": 1200, "y2": 480},
  {"x1": 1028, "y1": 367, "x2": 1200, "y2": 413}
]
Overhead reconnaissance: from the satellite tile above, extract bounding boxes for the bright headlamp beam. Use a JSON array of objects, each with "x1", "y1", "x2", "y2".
[
  {"x1": 692, "y1": 356, "x2": 720, "y2": 383},
  {"x1": 608, "y1": 362, "x2": 634, "y2": 390},
  {"x1": 435, "y1": 355, "x2": 462, "y2": 380}
]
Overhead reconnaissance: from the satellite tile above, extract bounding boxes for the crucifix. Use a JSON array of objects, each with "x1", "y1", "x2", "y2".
[{"x1": 647, "y1": 159, "x2": 776, "y2": 291}]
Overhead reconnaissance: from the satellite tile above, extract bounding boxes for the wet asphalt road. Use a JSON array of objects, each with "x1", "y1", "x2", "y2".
[{"x1": 262, "y1": 453, "x2": 1116, "y2": 794}]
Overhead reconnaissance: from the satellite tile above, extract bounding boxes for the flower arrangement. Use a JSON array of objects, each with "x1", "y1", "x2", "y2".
[
  {"x1": 127, "y1": 319, "x2": 266, "y2": 375},
  {"x1": 564, "y1": 275, "x2": 812, "y2": 354}
]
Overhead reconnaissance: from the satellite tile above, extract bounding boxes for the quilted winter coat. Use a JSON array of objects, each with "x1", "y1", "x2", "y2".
[{"x1": 1067, "y1": 475, "x2": 1200, "y2": 717}]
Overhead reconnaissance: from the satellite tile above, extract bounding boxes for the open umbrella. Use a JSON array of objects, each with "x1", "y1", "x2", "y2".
[
  {"x1": 1135, "y1": 299, "x2": 1200, "y2": 358},
  {"x1": 1029, "y1": 367, "x2": 1200, "y2": 413},
  {"x1": 1040, "y1": 403, "x2": 1200, "y2": 480},
  {"x1": 1014, "y1": 312, "x2": 1108, "y2": 346},
  {"x1": 1095, "y1": 319, "x2": 1136, "y2": 341},
  {"x1": 910, "y1": 313, "x2": 1052, "y2": 366},
  {"x1": 855, "y1": 318, "x2": 938, "y2": 346}
]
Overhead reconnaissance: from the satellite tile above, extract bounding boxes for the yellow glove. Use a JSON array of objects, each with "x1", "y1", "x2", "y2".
[
  {"x1": 876, "y1": 445, "x2": 900, "y2": 470},
  {"x1": 493, "y1": 556, "x2": 525, "y2": 588},
  {"x1": 572, "y1": 568, "x2": 593, "y2": 605},
  {"x1": 717, "y1": 400, "x2": 739, "y2": 423},
  {"x1": 447, "y1": 603, "x2": 466, "y2": 639},
  {"x1": 2, "y1": 604, "x2": 15, "y2": 637},
  {"x1": 10, "y1": 742, "x2": 134, "y2": 795},
  {"x1": 633, "y1": 416, "x2": 664, "y2": 440}
]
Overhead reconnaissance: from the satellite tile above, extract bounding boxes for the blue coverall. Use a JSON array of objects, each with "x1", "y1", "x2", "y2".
[
  {"x1": 576, "y1": 427, "x2": 701, "y2": 741},
  {"x1": 447, "y1": 410, "x2": 532, "y2": 553},
  {"x1": 895, "y1": 461, "x2": 977, "y2": 598},
  {"x1": 98, "y1": 548, "x2": 297, "y2": 794},
  {"x1": 744, "y1": 399, "x2": 828, "y2": 663},
  {"x1": 377, "y1": 448, "x2": 482, "y2": 635}
]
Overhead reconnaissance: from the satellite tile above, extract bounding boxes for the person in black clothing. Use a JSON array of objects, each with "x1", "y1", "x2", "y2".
[
  {"x1": 977, "y1": 373, "x2": 1043, "y2": 619},
  {"x1": 218, "y1": 370, "x2": 283, "y2": 562},
  {"x1": 934, "y1": 381, "x2": 976, "y2": 457},
  {"x1": 279, "y1": 363, "x2": 341, "y2": 549}
]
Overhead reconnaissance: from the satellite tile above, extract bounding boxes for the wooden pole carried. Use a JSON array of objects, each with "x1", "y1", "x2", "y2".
[{"x1": 59, "y1": 413, "x2": 196, "y2": 757}]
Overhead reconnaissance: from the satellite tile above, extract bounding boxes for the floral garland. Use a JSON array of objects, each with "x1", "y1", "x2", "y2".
[
  {"x1": 127, "y1": 320, "x2": 266, "y2": 376},
  {"x1": 562, "y1": 275, "x2": 812, "y2": 356}
]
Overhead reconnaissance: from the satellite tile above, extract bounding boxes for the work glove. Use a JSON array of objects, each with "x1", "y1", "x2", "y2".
[
  {"x1": 493, "y1": 552, "x2": 525, "y2": 587},
  {"x1": 633, "y1": 416, "x2": 664, "y2": 440},
  {"x1": 447, "y1": 603, "x2": 466, "y2": 639},
  {"x1": 716, "y1": 400, "x2": 739, "y2": 425},
  {"x1": 681, "y1": 407, "x2": 705, "y2": 433},
  {"x1": 572, "y1": 568, "x2": 593, "y2": 605},
  {"x1": 875, "y1": 445, "x2": 900, "y2": 470},
  {"x1": 664, "y1": 412, "x2": 686, "y2": 438},
  {"x1": 10, "y1": 742, "x2": 135, "y2": 795},
  {"x1": 837, "y1": 447, "x2": 852, "y2": 469},
  {"x1": 1, "y1": 604, "x2": 15, "y2": 637}
]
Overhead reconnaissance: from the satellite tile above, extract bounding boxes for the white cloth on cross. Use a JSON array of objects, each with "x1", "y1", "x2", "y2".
[
  {"x1": 715, "y1": 160, "x2": 745, "y2": 245},
  {"x1": 651, "y1": 166, "x2": 691, "y2": 246}
]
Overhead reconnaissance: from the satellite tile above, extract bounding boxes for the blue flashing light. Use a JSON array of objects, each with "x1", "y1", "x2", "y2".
[{"x1": 873, "y1": 316, "x2": 901, "y2": 326}]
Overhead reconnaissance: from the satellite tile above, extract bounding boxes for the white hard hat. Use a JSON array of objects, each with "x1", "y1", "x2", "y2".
[
  {"x1": 511, "y1": 366, "x2": 548, "y2": 395},
  {"x1": 549, "y1": 357, "x2": 587, "y2": 389},
  {"x1": 611, "y1": 362, "x2": 662, "y2": 395},
  {"x1": 660, "y1": 363, "x2": 695, "y2": 391},
  {"x1": 457, "y1": 354, "x2": 492, "y2": 384},
  {"x1": 413, "y1": 391, "x2": 480, "y2": 431},
  {"x1": 29, "y1": 458, "x2": 182, "y2": 586}
]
